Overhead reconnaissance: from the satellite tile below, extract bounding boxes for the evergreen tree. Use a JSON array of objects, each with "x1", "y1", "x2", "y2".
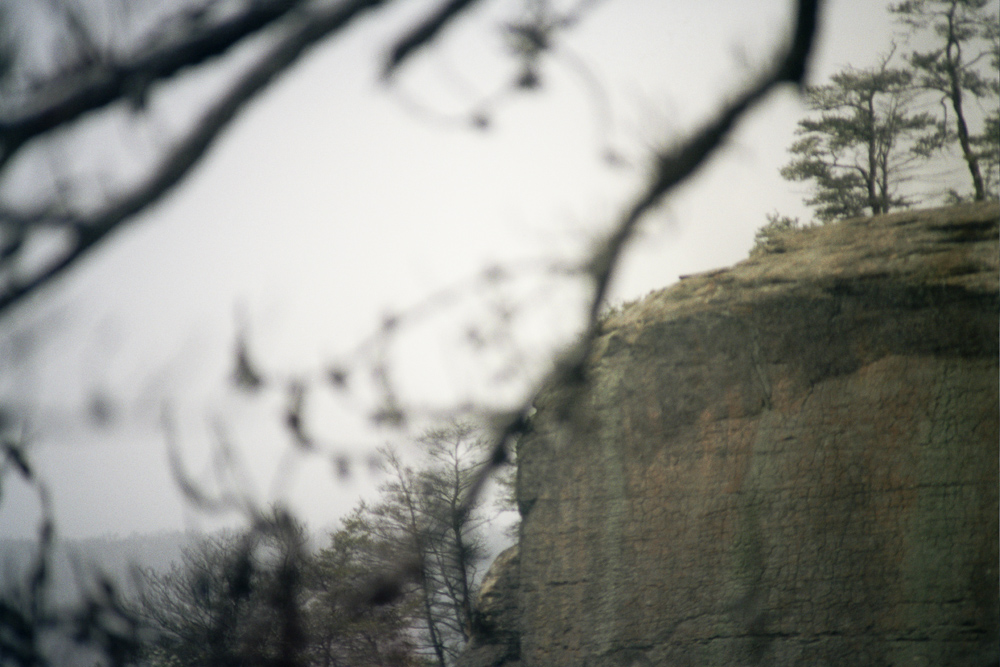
[
  {"x1": 892, "y1": 0, "x2": 1000, "y2": 200},
  {"x1": 751, "y1": 211, "x2": 802, "y2": 255},
  {"x1": 307, "y1": 508, "x2": 423, "y2": 667},
  {"x1": 781, "y1": 51, "x2": 938, "y2": 221}
]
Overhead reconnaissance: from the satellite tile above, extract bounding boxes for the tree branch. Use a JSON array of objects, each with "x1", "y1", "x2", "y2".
[
  {"x1": 0, "y1": 0, "x2": 392, "y2": 319},
  {"x1": 0, "y1": 0, "x2": 313, "y2": 172},
  {"x1": 584, "y1": 0, "x2": 819, "y2": 326},
  {"x1": 453, "y1": 0, "x2": 822, "y2": 570},
  {"x1": 384, "y1": 0, "x2": 484, "y2": 77}
]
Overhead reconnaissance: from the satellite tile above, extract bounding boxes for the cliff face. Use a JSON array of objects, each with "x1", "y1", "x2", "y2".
[{"x1": 463, "y1": 202, "x2": 1000, "y2": 667}]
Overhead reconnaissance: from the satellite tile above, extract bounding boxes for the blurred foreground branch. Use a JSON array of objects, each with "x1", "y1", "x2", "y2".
[
  {"x1": 358, "y1": 0, "x2": 820, "y2": 609},
  {"x1": 0, "y1": 0, "x2": 821, "y2": 664},
  {"x1": 0, "y1": 0, "x2": 497, "y2": 320}
]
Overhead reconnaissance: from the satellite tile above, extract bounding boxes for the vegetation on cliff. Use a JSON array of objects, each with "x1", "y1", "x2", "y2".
[{"x1": 756, "y1": 0, "x2": 997, "y2": 251}]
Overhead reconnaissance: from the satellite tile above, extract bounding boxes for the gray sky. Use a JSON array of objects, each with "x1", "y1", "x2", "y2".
[{"x1": 0, "y1": 0, "x2": 956, "y2": 539}]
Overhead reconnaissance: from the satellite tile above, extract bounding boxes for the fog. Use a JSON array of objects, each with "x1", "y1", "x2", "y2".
[{"x1": 0, "y1": 0, "x2": 901, "y2": 540}]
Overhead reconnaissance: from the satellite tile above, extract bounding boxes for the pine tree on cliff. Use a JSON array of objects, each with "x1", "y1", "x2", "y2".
[
  {"x1": 781, "y1": 48, "x2": 939, "y2": 222},
  {"x1": 891, "y1": 0, "x2": 1000, "y2": 201}
]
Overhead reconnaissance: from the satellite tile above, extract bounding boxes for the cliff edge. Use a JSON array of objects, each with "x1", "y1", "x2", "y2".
[{"x1": 462, "y1": 201, "x2": 1000, "y2": 667}]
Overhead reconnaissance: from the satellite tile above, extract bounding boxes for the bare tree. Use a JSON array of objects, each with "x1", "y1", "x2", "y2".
[
  {"x1": 133, "y1": 508, "x2": 310, "y2": 667},
  {"x1": 366, "y1": 426, "x2": 493, "y2": 667}
]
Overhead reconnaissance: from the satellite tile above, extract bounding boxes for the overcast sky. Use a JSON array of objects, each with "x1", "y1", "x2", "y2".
[{"x1": 0, "y1": 0, "x2": 942, "y2": 540}]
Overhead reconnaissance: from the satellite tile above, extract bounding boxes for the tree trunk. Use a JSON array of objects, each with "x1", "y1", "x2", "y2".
[
  {"x1": 945, "y1": 8, "x2": 986, "y2": 200},
  {"x1": 450, "y1": 517, "x2": 474, "y2": 641},
  {"x1": 400, "y1": 474, "x2": 449, "y2": 667},
  {"x1": 866, "y1": 94, "x2": 882, "y2": 215}
]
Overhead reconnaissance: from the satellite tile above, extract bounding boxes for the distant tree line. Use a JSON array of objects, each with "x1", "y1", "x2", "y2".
[
  {"x1": 758, "y1": 0, "x2": 997, "y2": 247},
  {"x1": 131, "y1": 423, "x2": 512, "y2": 667}
]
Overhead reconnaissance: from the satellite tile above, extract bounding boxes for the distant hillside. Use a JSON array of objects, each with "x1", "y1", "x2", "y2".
[{"x1": 0, "y1": 530, "x2": 196, "y2": 605}]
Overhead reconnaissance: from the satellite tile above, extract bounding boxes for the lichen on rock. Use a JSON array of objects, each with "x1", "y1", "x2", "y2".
[
  {"x1": 456, "y1": 545, "x2": 520, "y2": 667},
  {"x1": 461, "y1": 202, "x2": 999, "y2": 667}
]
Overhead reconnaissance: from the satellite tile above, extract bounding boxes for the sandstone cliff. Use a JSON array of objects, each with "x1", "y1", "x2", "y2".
[{"x1": 461, "y1": 201, "x2": 1000, "y2": 667}]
